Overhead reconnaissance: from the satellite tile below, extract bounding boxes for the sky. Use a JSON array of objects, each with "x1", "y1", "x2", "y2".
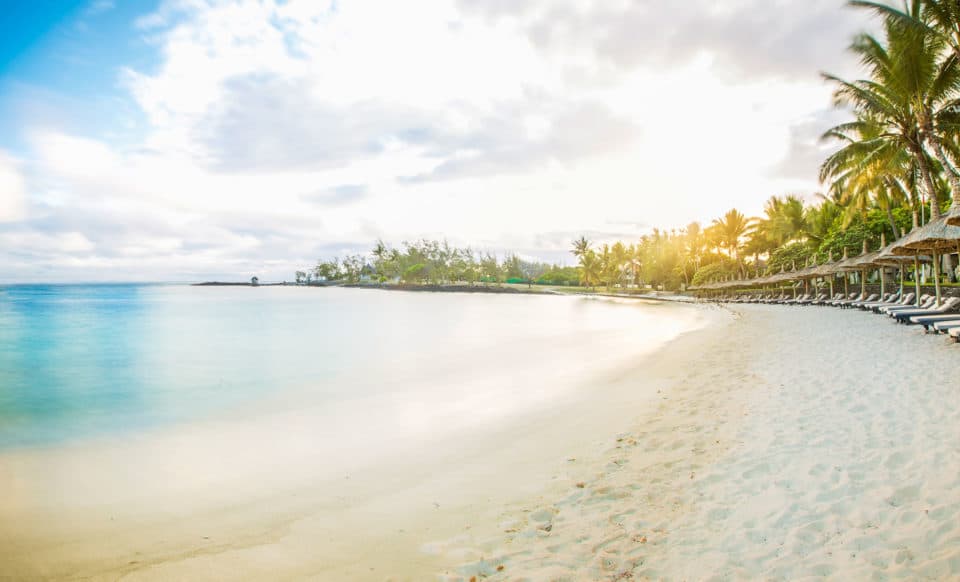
[{"x1": 0, "y1": 0, "x2": 874, "y2": 283}]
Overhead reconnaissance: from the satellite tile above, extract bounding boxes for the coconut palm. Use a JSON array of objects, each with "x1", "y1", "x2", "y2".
[
  {"x1": 828, "y1": 3, "x2": 960, "y2": 220},
  {"x1": 579, "y1": 250, "x2": 601, "y2": 290},
  {"x1": 571, "y1": 236, "x2": 591, "y2": 259},
  {"x1": 821, "y1": 113, "x2": 916, "y2": 236},
  {"x1": 851, "y1": 1, "x2": 960, "y2": 225},
  {"x1": 711, "y1": 209, "x2": 752, "y2": 274}
]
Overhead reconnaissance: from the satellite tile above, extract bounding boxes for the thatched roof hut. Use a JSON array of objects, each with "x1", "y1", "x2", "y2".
[
  {"x1": 811, "y1": 250, "x2": 838, "y2": 277},
  {"x1": 889, "y1": 215, "x2": 960, "y2": 256},
  {"x1": 945, "y1": 202, "x2": 960, "y2": 227},
  {"x1": 820, "y1": 247, "x2": 855, "y2": 275},
  {"x1": 889, "y1": 214, "x2": 960, "y2": 305}
]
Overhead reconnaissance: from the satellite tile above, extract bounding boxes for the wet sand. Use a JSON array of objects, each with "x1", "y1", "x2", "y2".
[{"x1": 0, "y1": 300, "x2": 719, "y2": 581}]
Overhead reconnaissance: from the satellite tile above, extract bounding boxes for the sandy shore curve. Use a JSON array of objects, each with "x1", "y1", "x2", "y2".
[
  {"x1": 3, "y1": 301, "x2": 958, "y2": 581},
  {"x1": 434, "y1": 303, "x2": 960, "y2": 581}
]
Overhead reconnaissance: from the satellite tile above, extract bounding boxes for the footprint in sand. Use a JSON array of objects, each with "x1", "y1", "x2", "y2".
[
  {"x1": 886, "y1": 485, "x2": 920, "y2": 507},
  {"x1": 883, "y1": 451, "x2": 909, "y2": 470}
]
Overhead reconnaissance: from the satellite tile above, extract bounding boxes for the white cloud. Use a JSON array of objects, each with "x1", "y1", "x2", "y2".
[
  {"x1": 0, "y1": 152, "x2": 27, "y2": 223},
  {"x1": 2, "y1": 0, "x2": 870, "y2": 282}
]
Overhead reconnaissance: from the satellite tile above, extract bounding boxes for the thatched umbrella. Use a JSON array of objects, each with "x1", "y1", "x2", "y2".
[
  {"x1": 848, "y1": 234, "x2": 888, "y2": 297},
  {"x1": 785, "y1": 261, "x2": 801, "y2": 298},
  {"x1": 751, "y1": 269, "x2": 780, "y2": 296},
  {"x1": 835, "y1": 240, "x2": 872, "y2": 298},
  {"x1": 812, "y1": 250, "x2": 838, "y2": 297},
  {"x1": 945, "y1": 202, "x2": 960, "y2": 227},
  {"x1": 875, "y1": 231, "x2": 932, "y2": 305},
  {"x1": 890, "y1": 214, "x2": 960, "y2": 306},
  {"x1": 793, "y1": 256, "x2": 821, "y2": 296},
  {"x1": 765, "y1": 265, "x2": 789, "y2": 294},
  {"x1": 827, "y1": 247, "x2": 856, "y2": 296}
]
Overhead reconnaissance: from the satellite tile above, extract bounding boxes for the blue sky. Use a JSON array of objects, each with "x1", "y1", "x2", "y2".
[
  {"x1": 0, "y1": 0, "x2": 868, "y2": 282},
  {"x1": 0, "y1": 1, "x2": 157, "y2": 153}
]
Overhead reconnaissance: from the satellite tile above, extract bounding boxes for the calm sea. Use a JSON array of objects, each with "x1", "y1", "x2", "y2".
[{"x1": 0, "y1": 285, "x2": 703, "y2": 450}]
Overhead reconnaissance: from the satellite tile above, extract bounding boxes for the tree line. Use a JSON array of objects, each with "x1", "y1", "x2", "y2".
[
  {"x1": 574, "y1": 0, "x2": 960, "y2": 291},
  {"x1": 295, "y1": 239, "x2": 580, "y2": 286}
]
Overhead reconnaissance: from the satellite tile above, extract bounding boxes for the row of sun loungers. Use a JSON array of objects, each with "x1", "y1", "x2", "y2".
[{"x1": 715, "y1": 290, "x2": 960, "y2": 342}]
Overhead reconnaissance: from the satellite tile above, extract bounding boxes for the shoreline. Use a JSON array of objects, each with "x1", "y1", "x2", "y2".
[
  {"x1": 9, "y1": 300, "x2": 951, "y2": 579},
  {"x1": 0, "y1": 296, "x2": 716, "y2": 581},
  {"x1": 193, "y1": 280, "x2": 698, "y2": 303}
]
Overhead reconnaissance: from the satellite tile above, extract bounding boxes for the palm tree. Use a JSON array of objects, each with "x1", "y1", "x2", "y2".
[
  {"x1": 579, "y1": 250, "x2": 601, "y2": 290},
  {"x1": 711, "y1": 208, "x2": 752, "y2": 275},
  {"x1": 825, "y1": 6, "x2": 960, "y2": 220},
  {"x1": 821, "y1": 113, "x2": 915, "y2": 235},
  {"x1": 571, "y1": 236, "x2": 592, "y2": 259},
  {"x1": 684, "y1": 222, "x2": 705, "y2": 272}
]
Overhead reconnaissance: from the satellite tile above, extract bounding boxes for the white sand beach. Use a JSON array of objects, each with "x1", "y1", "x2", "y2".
[
  {"x1": 2, "y1": 301, "x2": 959, "y2": 581},
  {"x1": 431, "y1": 303, "x2": 960, "y2": 581}
]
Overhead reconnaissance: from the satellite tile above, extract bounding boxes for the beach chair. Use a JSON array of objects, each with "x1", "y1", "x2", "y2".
[
  {"x1": 882, "y1": 294, "x2": 932, "y2": 314},
  {"x1": 860, "y1": 292, "x2": 901, "y2": 311},
  {"x1": 872, "y1": 293, "x2": 917, "y2": 313},
  {"x1": 833, "y1": 293, "x2": 866, "y2": 308},
  {"x1": 853, "y1": 292, "x2": 893, "y2": 309},
  {"x1": 830, "y1": 292, "x2": 860, "y2": 307},
  {"x1": 814, "y1": 293, "x2": 844, "y2": 306},
  {"x1": 873, "y1": 292, "x2": 915, "y2": 313},
  {"x1": 892, "y1": 297, "x2": 960, "y2": 323},
  {"x1": 933, "y1": 319, "x2": 960, "y2": 334},
  {"x1": 783, "y1": 294, "x2": 811, "y2": 305},
  {"x1": 914, "y1": 314, "x2": 960, "y2": 331},
  {"x1": 843, "y1": 293, "x2": 878, "y2": 309},
  {"x1": 800, "y1": 293, "x2": 827, "y2": 306}
]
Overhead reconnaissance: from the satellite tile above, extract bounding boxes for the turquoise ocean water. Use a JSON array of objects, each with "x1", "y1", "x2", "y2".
[{"x1": 0, "y1": 285, "x2": 701, "y2": 450}]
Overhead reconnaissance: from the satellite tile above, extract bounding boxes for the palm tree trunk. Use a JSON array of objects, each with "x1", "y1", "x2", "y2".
[
  {"x1": 886, "y1": 208, "x2": 901, "y2": 239},
  {"x1": 930, "y1": 137, "x2": 960, "y2": 281},
  {"x1": 913, "y1": 255, "x2": 922, "y2": 306},
  {"x1": 931, "y1": 137, "x2": 960, "y2": 203},
  {"x1": 898, "y1": 265, "x2": 903, "y2": 298},
  {"x1": 933, "y1": 251, "x2": 942, "y2": 307},
  {"x1": 914, "y1": 143, "x2": 943, "y2": 220}
]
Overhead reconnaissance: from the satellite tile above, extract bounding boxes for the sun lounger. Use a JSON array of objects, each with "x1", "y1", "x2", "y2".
[
  {"x1": 814, "y1": 293, "x2": 844, "y2": 306},
  {"x1": 784, "y1": 294, "x2": 812, "y2": 305},
  {"x1": 882, "y1": 295, "x2": 933, "y2": 314},
  {"x1": 868, "y1": 293, "x2": 909, "y2": 312},
  {"x1": 864, "y1": 293, "x2": 909, "y2": 311},
  {"x1": 855, "y1": 293, "x2": 895, "y2": 309},
  {"x1": 829, "y1": 293, "x2": 860, "y2": 307},
  {"x1": 949, "y1": 326, "x2": 960, "y2": 342},
  {"x1": 844, "y1": 293, "x2": 879, "y2": 309},
  {"x1": 834, "y1": 293, "x2": 867, "y2": 308},
  {"x1": 799, "y1": 293, "x2": 827, "y2": 306},
  {"x1": 912, "y1": 314, "x2": 960, "y2": 331},
  {"x1": 892, "y1": 297, "x2": 960, "y2": 323},
  {"x1": 934, "y1": 320, "x2": 960, "y2": 333}
]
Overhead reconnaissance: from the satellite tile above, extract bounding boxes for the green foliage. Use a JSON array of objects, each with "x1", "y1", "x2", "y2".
[
  {"x1": 536, "y1": 266, "x2": 580, "y2": 286},
  {"x1": 768, "y1": 242, "x2": 816, "y2": 274},
  {"x1": 300, "y1": 240, "x2": 576, "y2": 287},
  {"x1": 691, "y1": 261, "x2": 736, "y2": 287}
]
